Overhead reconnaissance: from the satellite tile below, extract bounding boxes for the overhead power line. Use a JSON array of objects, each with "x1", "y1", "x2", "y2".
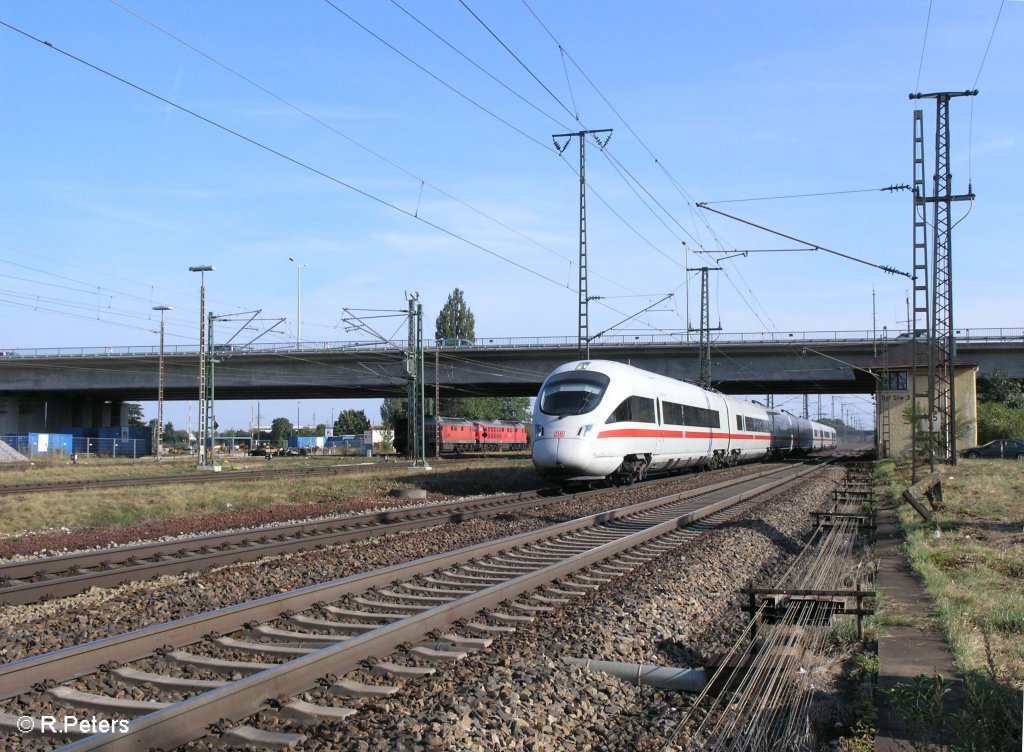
[
  {"x1": 702, "y1": 185, "x2": 911, "y2": 204},
  {"x1": 322, "y1": 0, "x2": 698, "y2": 317},
  {"x1": 0, "y1": 19, "x2": 573, "y2": 295},
  {"x1": 696, "y1": 204, "x2": 912, "y2": 279},
  {"x1": 318, "y1": 0, "x2": 552, "y2": 151},
  {"x1": 458, "y1": 0, "x2": 579, "y2": 124},
  {"x1": 518, "y1": 0, "x2": 785, "y2": 332}
]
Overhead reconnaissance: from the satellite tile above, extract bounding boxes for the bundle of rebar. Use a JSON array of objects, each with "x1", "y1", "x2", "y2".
[{"x1": 666, "y1": 482, "x2": 873, "y2": 751}]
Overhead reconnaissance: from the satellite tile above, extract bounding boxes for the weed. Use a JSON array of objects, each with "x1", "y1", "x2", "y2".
[
  {"x1": 875, "y1": 459, "x2": 1024, "y2": 751},
  {"x1": 850, "y1": 652, "x2": 879, "y2": 683},
  {"x1": 884, "y1": 673, "x2": 952, "y2": 724},
  {"x1": 837, "y1": 720, "x2": 875, "y2": 752},
  {"x1": 827, "y1": 620, "x2": 861, "y2": 651},
  {"x1": 0, "y1": 458, "x2": 541, "y2": 536}
]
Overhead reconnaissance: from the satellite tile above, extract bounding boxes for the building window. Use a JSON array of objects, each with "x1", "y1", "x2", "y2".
[{"x1": 881, "y1": 370, "x2": 908, "y2": 392}]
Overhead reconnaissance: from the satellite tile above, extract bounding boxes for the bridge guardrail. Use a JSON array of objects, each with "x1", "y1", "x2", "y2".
[{"x1": 1, "y1": 328, "x2": 1021, "y2": 360}]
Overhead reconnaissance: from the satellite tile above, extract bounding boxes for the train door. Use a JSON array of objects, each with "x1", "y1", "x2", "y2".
[
  {"x1": 694, "y1": 390, "x2": 716, "y2": 465},
  {"x1": 713, "y1": 393, "x2": 732, "y2": 465},
  {"x1": 654, "y1": 397, "x2": 665, "y2": 467}
]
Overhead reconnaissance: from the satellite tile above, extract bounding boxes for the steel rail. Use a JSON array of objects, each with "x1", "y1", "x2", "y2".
[
  {"x1": 54, "y1": 463, "x2": 827, "y2": 751},
  {"x1": 0, "y1": 465, "x2": 791, "y2": 604},
  {"x1": 0, "y1": 465, "x2": 803, "y2": 701},
  {"x1": 0, "y1": 468, "x2": 742, "y2": 603},
  {"x1": 0, "y1": 490, "x2": 555, "y2": 601}
]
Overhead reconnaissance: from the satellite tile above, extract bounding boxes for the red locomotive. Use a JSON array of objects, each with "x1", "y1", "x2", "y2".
[{"x1": 394, "y1": 416, "x2": 529, "y2": 455}]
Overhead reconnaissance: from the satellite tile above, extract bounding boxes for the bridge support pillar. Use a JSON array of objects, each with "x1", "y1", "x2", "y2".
[
  {"x1": 43, "y1": 396, "x2": 75, "y2": 432},
  {"x1": 0, "y1": 395, "x2": 20, "y2": 434}
]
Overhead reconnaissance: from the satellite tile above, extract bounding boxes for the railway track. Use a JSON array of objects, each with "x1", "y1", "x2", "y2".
[
  {"x1": 0, "y1": 460, "x2": 829, "y2": 750},
  {"x1": 0, "y1": 460, "x2": 389, "y2": 495},
  {"x1": 0, "y1": 456, "x2": 531, "y2": 496},
  {"x1": 0, "y1": 468, "x2": 751, "y2": 605},
  {"x1": 0, "y1": 486, "x2": 566, "y2": 605}
]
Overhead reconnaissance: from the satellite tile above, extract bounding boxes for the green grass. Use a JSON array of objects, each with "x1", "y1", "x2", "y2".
[
  {"x1": 0, "y1": 458, "x2": 542, "y2": 536},
  {"x1": 879, "y1": 459, "x2": 1024, "y2": 750}
]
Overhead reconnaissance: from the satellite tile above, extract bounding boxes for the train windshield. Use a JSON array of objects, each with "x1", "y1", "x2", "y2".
[{"x1": 538, "y1": 371, "x2": 610, "y2": 417}]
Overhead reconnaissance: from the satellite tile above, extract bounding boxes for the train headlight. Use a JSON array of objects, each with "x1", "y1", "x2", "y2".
[
  {"x1": 577, "y1": 424, "x2": 593, "y2": 437},
  {"x1": 535, "y1": 424, "x2": 544, "y2": 438}
]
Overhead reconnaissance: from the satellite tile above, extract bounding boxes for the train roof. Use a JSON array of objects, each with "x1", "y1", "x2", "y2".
[
  {"x1": 426, "y1": 416, "x2": 473, "y2": 425},
  {"x1": 544, "y1": 359, "x2": 695, "y2": 387}
]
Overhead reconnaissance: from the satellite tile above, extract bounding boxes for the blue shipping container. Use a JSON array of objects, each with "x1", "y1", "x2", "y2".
[{"x1": 4, "y1": 433, "x2": 75, "y2": 455}]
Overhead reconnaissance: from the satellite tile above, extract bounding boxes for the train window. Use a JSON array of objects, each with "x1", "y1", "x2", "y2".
[
  {"x1": 685, "y1": 405, "x2": 720, "y2": 428},
  {"x1": 745, "y1": 417, "x2": 769, "y2": 433},
  {"x1": 736, "y1": 415, "x2": 744, "y2": 431},
  {"x1": 538, "y1": 371, "x2": 610, "y2": 416},
  {"x1": 606, "y1": 395, "x2": 656, "y2": 424},
  {"x1": 662, "y1": 401, "x2": 720, "y2": 428}
]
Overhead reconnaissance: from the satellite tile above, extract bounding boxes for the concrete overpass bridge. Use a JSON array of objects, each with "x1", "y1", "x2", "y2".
[{"x1": 1, "y1": 327, "x2": 1021, "y2": 433}]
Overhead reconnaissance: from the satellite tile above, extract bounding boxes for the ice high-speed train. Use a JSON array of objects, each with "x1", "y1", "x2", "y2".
[{"x1": 532, "y1": 360, "x2": 836, "y2": 484}]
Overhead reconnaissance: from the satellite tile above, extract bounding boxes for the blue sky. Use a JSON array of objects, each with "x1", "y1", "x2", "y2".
[{"x1": 1, "y1": 1, "x2": 1020, "y2": 431}]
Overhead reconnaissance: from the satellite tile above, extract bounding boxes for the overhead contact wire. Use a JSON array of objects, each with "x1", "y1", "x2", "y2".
[{"x1": 0, "y1": 20, "x2": 571, "y2": 295}]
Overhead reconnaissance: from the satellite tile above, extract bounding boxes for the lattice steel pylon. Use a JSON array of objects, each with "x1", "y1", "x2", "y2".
[
  {"x1": 878, "y1": 328, "x2": 892, "y2": 459},
  {"x1": 686, "y1": 266, "x2": 721, "y2": 386},
  {"x1": 553, "y1": 129, "x2": 612, "y2": 359},
  {"x1": 910, "y1": 90, "x2": 977, "y2": 471},
  {"x1": 910, "y1": 109, "x2": 932, "y2": 479}
]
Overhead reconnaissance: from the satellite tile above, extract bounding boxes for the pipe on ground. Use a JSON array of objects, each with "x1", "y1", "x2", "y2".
[{"x1": 565, "y1": 657, "x2": 707, "y2": 691}]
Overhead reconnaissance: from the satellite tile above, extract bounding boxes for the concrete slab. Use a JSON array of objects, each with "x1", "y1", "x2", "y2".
[{"x1": 875, "y1": 499, "x2": 966, "y2": 751}]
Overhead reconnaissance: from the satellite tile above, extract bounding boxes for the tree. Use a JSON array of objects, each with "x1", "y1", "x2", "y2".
[
  {"x1": 977, "y1": 370, "x2": 1024, "y2": 409},
  {"x1": 269, "y1": 417, "x2": 294, "y2": 444},
  {"x1": 973, "y1": 370, "x2": 1024, "y2": 443},
  {"x1": 976, "y1": 402, "x2": 1024, "y2": 444},
  {"x1": 900, "y1": 404, "x2": 972, "y2": 459},
  {"x1": 435, "y1": 288, "x2": 475, "y2": 341},
  {"x1": 433, "y1": 289, "x2": 530, "y2": 422},
  {"x1": 335, "y1": 409, "x2": 370, "y2": 436},
  {"x1": 380, "y1": 398, "x2": 406, "y2": 429},
  {"x1": 127, "y1": 402, "x2": 146, "y2": 428}
]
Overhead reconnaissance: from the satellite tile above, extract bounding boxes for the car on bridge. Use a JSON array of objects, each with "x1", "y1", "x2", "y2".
[{"x1": 961, "y1": 439, "x2": 1024, "y2": 460}]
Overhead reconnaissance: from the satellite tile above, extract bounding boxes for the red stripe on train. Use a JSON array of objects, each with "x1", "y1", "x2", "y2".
[{"x1": 596, "y1": 428, "x2": 770, "y2": 441}]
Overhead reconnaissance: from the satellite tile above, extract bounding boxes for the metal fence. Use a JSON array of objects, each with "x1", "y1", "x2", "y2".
[{"x1": 3, "y1": 435, "x2": 148, "y2": 459}]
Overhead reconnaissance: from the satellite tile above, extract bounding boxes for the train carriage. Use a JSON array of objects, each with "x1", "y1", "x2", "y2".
[
  {"x1": 812, "y1": 423, "x2": 838, "y2": 450},
  {"x1": 532, "y1": 360, "x2": 774, "y2": 484},
  {"x1": 768, "y1": 410, "x2": 813, "y2": 456}
]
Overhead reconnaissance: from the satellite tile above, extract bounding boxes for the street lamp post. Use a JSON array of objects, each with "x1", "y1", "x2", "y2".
[
  {"x1": 288, "y1": 257, "x2": 308, "y2": 348},
  {"x1": 188, "y1": 265, "x2": 215, "y2": 467},
  {"x1": 152, "y1": 305, "x2": 173, "y2": 461}
]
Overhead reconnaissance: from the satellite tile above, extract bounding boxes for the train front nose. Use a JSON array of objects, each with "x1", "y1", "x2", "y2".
[{"x1": 532, "y1": 436, "x2": 596, "y2": 479}]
